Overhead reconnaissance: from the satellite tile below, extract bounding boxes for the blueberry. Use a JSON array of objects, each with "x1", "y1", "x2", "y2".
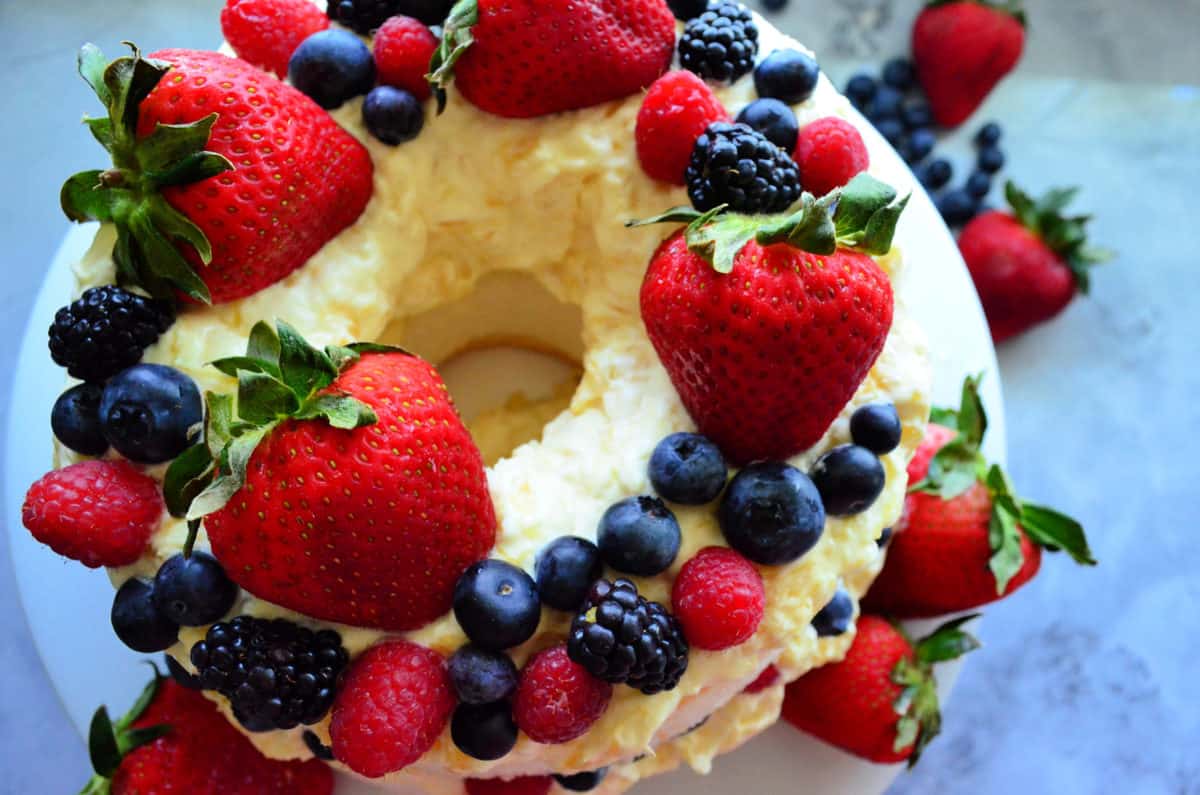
[
  {"x1": 451, "y1": 701, "x2": 518, "y2": 761},
  {"x1": 881, "y1": 57, "x2": 915, "y2": 91},
  {"x1": 100, "y1": 364, "x2": 203, "y2": 464},
  {"x1": 288, "y1": 29, "x2": 375, "y2": 110},
  {"x1": 868, "y1": 86, "x2": 903, "y2": 121},
  {"x1": 453, "y1": 560, "x2": 541, "y2": 651},
  {"x1": 901, "y1": 101, "x2": 934, "y2": 131},
  {"x1": 735, "y1": 99, "x2": 800, "y2": 153},
  {"x1": 535, "y1": 536, "x2": 603, "y2": 611},
  {"x1": 667, "y1": 0, "x2": 709, "y2": 18},
  {"x1": 966, "y1": 170, "x2": 992, "y2": 199},
  {"x1": 164, "y1": 654, "x2": 203, "y2": 690},
  {"x1": 448, "y1": 645, "x2": 519, "y2": 704},
  {"x1": 302, "y1": 730, "x2": 336, "y2": 761},
  {"x1": 760, "y1": 0, "x2": 787, "y2": 12},
  {"x1": 812, "y1": 587, "x2": 854, "y2": 637},
  {"x1": 718, "y1": 462, "x2": 825, "y2": 566},
  {"x1": 902, "y1": 128, "x2": 936, "y2": 164},
  {"x1": 754, "y1": 49, "x2": 820, "y2": 105},
  {"x1": 810, "y1": 445, "x2": 885, "y2": 516},
  {"x1": 875, "y1": 118, "x2": 905, "y2": 148},
  {"x1": 977, "y1": 145, "x2": 1005, "y2": 174},
  {"x1": 111, "y1": 578, "x2": 178, "y2": 653},
  {"x1": 555, "y1": 768, "x2": 610, "y2": 791},
  {"x1": 597, "y1": 496, "x2": 681, "y2": 576},
  {"x1": 850, "y1": 403, "x2": 902, "y2": 455},
  {"x1": 877, "y1": 526, "x2": 893, "y2": 547},
  {"x1": 648, "y1": 432, "x2": 729, "y2": 505},
  {"x1": 917, "y1": 158, "x2": 953, "y2": 190},
  {"x1": 151, "y1": 552, "x2": 239, "y2": 626},
  {"x1": 51, "y1": 383, "x2": 108, "y2": 456},
  {"x1": 844, "y1": 74, "x2": 877, "y2": 110},
  {"x1": 937, "y1": 188, "x2": 979, "y2": 227},
  {"x1": 974, "y1": 121, "x2": 1002, "y2": 148},
  {"x1": 363, "y1": 86, "x2": 424, "y2": 146}
]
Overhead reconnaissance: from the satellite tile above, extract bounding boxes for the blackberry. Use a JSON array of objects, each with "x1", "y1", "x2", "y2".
[
  {"x1": 686, "y1": 122, "x2": 801, "y2": 214},
  {"x1": 48, "y1": 286, "x2": 174, "y2": 383},
  {"x1": 328, "y1": 0, "x2": 451, "y2": 31},
  {"x1": 678, "y1": 1, "x2": 758, "y2": 83},
  {"x1": 567, "y1": 579, "x2": 688, "y2": 695},
  {"x1": 190, "y1": 616, "x2": 349, "y2": 732}
]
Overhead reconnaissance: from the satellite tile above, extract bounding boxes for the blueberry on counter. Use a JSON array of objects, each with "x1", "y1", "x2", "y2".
[
  {"x1": 536, "y1": 536, "x2": 603, "y2": 611},
  {"x1": 917, "y1": 158, "x2": 953, "y2": 191},
  {"x1": 51, "y1": 383, "x2": 108, "y2": 456},
  {"x1": 812, "y1": 587, "x2": 854, "y2": 637},
  {"x1": 111, "y1": 578, "x2": 178, "y2": 653},
  {"x1": 754, "y1": 48, "x2": 820, "y2": 105},
  {"x1": 735, "y1": 98, "x2": 800, "y2": 153},
  {"x1": 453, "y1": 560, "x2": 541, "y2": 651},
  {"x1": 936, "y1": 188, "x2": 978, "y2": 227},
  {"x1": 100, "y1": 364, "x2": 203, "y2": 464},
  {"x1": 648, "y1": 432, "x2": 729, "y2": 505},
  {"x1": 881, "y1": 57, "x2": 916, "y2": 91},
  {"x1": 966, "y1": 171, "x2": 992, "y2": 198},
  {"x1": 902, "y1": 128, "x2": 936, "y2": 164},
  {"x1": 845, "y1": 74, "x2": 877, "y2": 110},
  {"x1": 597, "y1": 496, "x2": 682, "y2": 576},
  {"x1": 974, "y1": 121, "x2": 1002, "y2": 147},
  {"x1": 875, "y1": 118, "x2": 905, "y2": 148},
  {"x1": 978, "y1": 145, "x2": 1005, "y2": 174},
  {"x1": 867, "y1": 86, "x2": 903, "y2": 122},
  {"x1": 289, "y1": 29, "x2": 376, "y2": 110},
  {"x1": 556, "y1": 768, "x2": 610, "y2": 791},
  {"x1": 451, "y1": 701, "x2": 518, "y2": 761},
  {"x1": 448, "y1": 645, "x2": 519, "y2": 704},
  {"x1": 363, "y1": 86, "x2": 424, "y2": 146},
  {"x1": 718, "y1": 462, "x2": 825, "y2": 566},
  {"x1": 810, "y1": 445, "x2": 885, "y2": 516},
  {"x1": 152, "y1": 552, "x2": 239, "y2": 626},
  {"x1": 901, "y1": 101, "x2": 934, "y2": 131},
  {"x1": 850, "y1": 403, "x2": 902, "y2": 455}
]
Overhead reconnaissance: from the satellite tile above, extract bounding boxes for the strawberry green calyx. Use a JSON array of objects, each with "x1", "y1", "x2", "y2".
[
  {"x1": 891, "y1": 615, "x2": 980, "y2": 766},
  {"x1": 628, "y1": 173, "x2": 910, "y2": 274},
  {"x1": 427, "y1": 0, "x2": 479, "y2": 113},
  {"x1": 79, "y1": 667, "x2": 170, "y2": 795},
  {"x1": 1004, "y1": 181, "x2": 1111, "y2": 292},
  {"x1": 925, "y1": 0, "x2": 1027, "y2": 27},
  {"x1": 912, "y1": 375, "x2": 1096, "y2": 591},
  {"x1": 61, "y1": 44, "x2": 234, "y2": 305}
]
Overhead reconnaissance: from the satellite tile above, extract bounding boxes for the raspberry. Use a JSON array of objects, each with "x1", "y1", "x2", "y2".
[
  {"x1": 373, "y1": 16, "x2": 438, "y2": 101},
  {"x1": 513, "y1": 645, "x2": 612, "y2": 744},
  {"x1": 330, "y1": 641, "x2": 455, "y2": 778},
  {"x1": 465, "y1": 776, "x2": 554, "y2": 795},
  {"x1": 671, "y1": 547, "x2": 765, "y2": 651},
  {"x1": 22, "y1": 460, "x2": 162, "y2": 568},
  {"x1": 636, "y1": 71, "x2": 729, "y2": 185},
  {"x1": 221, "y1": 0, "x2": 331, "y2": 78},
  {"x1": 793, "y1": 116, "x2": 870, "y2": 197},
  {"x1": 743, "y1": 665, "x2": 780, "y2": 694}
]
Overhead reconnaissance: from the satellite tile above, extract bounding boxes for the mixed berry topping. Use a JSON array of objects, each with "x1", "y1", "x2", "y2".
[
  {"x1": 447, "y1": 645, "x2": 519, "y2": 705},
  {"x1": 288, "y1": 29, "x2": 376, "y2": 109},
  {"x1": 753, "y1": 48, "x2": 820, "y2": 105},
  {"x1": 99, "y1": 364, "x2": 203, "y2": 464},
  {"x1": 535, "y1": 536, "x2": 604, "y2": 612},
  {"x1": 453, "y1": 560, "x2": 542, "y2": 651},
  {"x1": 671, "y1": 547, "x2": 765, "y2": 651},
  {"x1": 685, "y1": 122, "x2": 802, "y2": 214},
  {"x1": 48, "y1": 286, "x2": 174, "y2": 384},
  {"x1": 452, "y1": 701, "x2": 519, "y2": 761},
  {"x1": 812, "y1": 586, "x2": 854, "y2": 637},
  {"x1": 111, "y1": 578, "x2": 179, "y2": 654},
  {"x1": 678, "y1": 0, "x2": 758, "y2": 83},
  {"x1": 735, "y1": 97, "x2": 799, "y2": 153},
  {"x1": 596, "y1": 496, "x2": 681, "y2": 577},
  {"x1": 151, "y1": 551, "x2": 240, "y2": 627},
  {"x1": 718, "y1": 462, "x2": 825, "y2": 565},
  {"x1": 648, "y1": 432, "x2": 728, "y2": 505},
  {"x1": 850, "y1": 403, "x2": 903, "y2": 455},
  {"x1": 363, "y1": 85, "x2": 425, "y2": 145},
  {"x1": 50, "y1": 383, "x2": 108, "y2": 456},
  {"x1": 810, "y1": 444, "x2": 886, "y2": 516}
]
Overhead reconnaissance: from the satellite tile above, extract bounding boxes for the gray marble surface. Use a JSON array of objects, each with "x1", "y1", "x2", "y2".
[{"x1": 1, "y1": 2, "x2": 1196, "y2": 793}]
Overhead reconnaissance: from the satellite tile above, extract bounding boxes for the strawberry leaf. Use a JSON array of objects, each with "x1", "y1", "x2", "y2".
[
  {"x1": 297, "y1": 394, "x2": 378, "y2": 430},
  {"x1": 87, "y1": 708, "x2": 122, "y2": 779},
  {"x1": 915, "y1": 614, "x2": 981, "y2": 664},
  {"x1": 756, "y1": 192, "x2": 838, "y2": 255},
  {"x1": 78, "y1": 43, "x2": 112, "y2": 107},
  {"x1": 427, "y1": 0, "x2": 479, "y2": 113},
  {"x1": 910, "y1": 374, "x2": 987, "y2": 498},
  {"x1": 1004, "y1": 181, "x2": 1112, "y2": 295},
  {"x1": 1018, "y1": 502, "x2": 1096, "y2": 565},
  {"x1": 163, "y1": 443, "x2": 215, "y2": 519},
  {"x1": 833, "y1": 174, "x2": 909, "y2": 255},
  {"x1": 186, "y1": 424, "x2": 272, "y2": 520},
  {"x1": 237, "y1": 371, "x2": 301, "y2": 424},
  {"x1": 987, "y1": 497, "x2": 1025, "y2": 594},
  {"x1": 247, "y1": 321, "x2": 282, "y2": 368},
  {"x1": 81, "y1": 668, "x2": 170, "y2": 795},
  {"x1": 278, "y1": 321, "x2": 338, "y2": 397}
]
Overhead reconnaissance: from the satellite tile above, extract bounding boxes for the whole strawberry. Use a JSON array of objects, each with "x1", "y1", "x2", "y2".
[
  {"x1": 912, "y1": 0, "x2": 1025, "y2": 127},
  {"x1": 632, "y1": 175, "x2": 906, "y2": 465},
  {"x1": 960, "y1": 182, "x2": 1109, "y2": 343},
  {"x1": 82, "y1": 671, "x2": 333, "y2": 794},
  {"x1": 428, "y1": 0, "x2": 676, "y2": 118},
  {"x1": 62, "y1": 44, "x2": 372, "y2": 305},
  {"x1": 221, "y1": 0, "x2": 331, "y2": 77},
  {"x1": 864, "y1": 376, "x2": 1095, "y2": 618},
  {"x1": 168, "y1": 322, "x2": 496, "y2": 631},
  {"x1": 782, "y1": 615, "x2": 978, "y2": 765}
]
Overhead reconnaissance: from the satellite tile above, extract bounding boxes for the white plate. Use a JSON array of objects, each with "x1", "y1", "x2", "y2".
[{"x1": 5, "y1": 123, "x2": 1005, "y2": 793}]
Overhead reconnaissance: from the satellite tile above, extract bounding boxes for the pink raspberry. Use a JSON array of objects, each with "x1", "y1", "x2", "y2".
[
  {"x1": 513, "y1": 644, "x2": 611, "y2": 744},
  {"x1": 794, "y1": 116, "x2": 870, "y2": 197},
  {"x1": 465, "y1": 776, "x2": 554, "y2": 795},
  {"x1": 373, "y1": 16, "x2": 438, "y2": 101},
  {"x1": 671, "y1": 547, "x2": 765, "y2": 651},
  {"x1": 636, "y1": 70, "x2": 729, "y2": 185}
]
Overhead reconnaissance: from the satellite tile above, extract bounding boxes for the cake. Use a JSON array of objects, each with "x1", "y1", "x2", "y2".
[{"x1": 26, "y1": 0, "x2": 937, "y2": 792}]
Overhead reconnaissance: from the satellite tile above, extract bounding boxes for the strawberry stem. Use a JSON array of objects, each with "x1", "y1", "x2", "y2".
[
  {"x1": 1004, "y1": 181, "x2": 1111, "y2": 293},
  {"x1": 427, "y1": 0, "x2": 479, "y2": 114}
]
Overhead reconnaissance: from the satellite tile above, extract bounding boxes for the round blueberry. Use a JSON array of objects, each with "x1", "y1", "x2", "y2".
[
  {"x1": 810, "y1": 445, "x2": 885, "y2": 516},
  {"x1": 152, "y1": 552, "x2": 239, "y2": 626},
  {"x1": 844, "y1": 74, "x2": 877, "y2": 110},
  {"x1": 735, "y1": 98, "x2": 800, "y2": 153},
  {"x1": 901, "y1": 101, "x2": 934, "y2": 131},
  {"x1": 51, "y1": 383, "x2": 108, "y2": 456},
  {"x1": 363, "y1": 86, "x2": 424, "y2": 146},
  {"x1": 937, "y1": 188, "x2": 979, "y2": 227},
  {"x1": 451, "y1": 701, "x2": 518, "y2": 761},
  {"x1": 111, "y1": 578, "x2": 178, "y2": 653},
  {"x1": 288, "y1": 29, "x2": 376, "y2": 110},
  {"x1": 978, "y1": 145, "x2": 1005, "y2": 174},
  {"x1": 164, "y1": 654, "x2": 203, "y2": 690},
  {"x1": 597, "y1": 496, "x2": 681, "y2": 576},
  {"x1": 760, "y1": 0, "x2": 787, "y2": 11},
  {"x1": 812, "y1": 587, "x2": 854, "y2": 637},
  {"x1": 99, "y1": 364, "x2": 203, "y2": 464},
  {"x1": 966, "y1": 170, "x2": 992, "y2": 199},
  {"x1": 881, "y1": 57, "x2": 915, "y2": 91},
  {"x1": 448, "y1": 645, "x2": 519, "y2": 704},
  {"x1": 975, "y1": 121, "x2": 1002, "y2": 148},
  {"x1": 555, "y1": 768, "x2": 609, "y2": 791},
  {"x1": 302, "y1": 730, "x2": 336, "y2": 761},
  {"x1": 877, "y1": 526, "x2": 893, "y2": 547},
  {"x1": 718, "y1": 462, "x2": 825, "y2": 566},
  {"x1": 902, "y1": 128, "x2": 936, "y2": 164},
  {"x1": 867, "y1": 86, "x2": 904, "y2": 122},
  {"x1": 917, "y1": 158, "x2": 953, "y2": 191},
  {"x1": 648, "y1": 432, "x2": 729, "y2": 505},
  {"x1": 535, "y1": 536, "x2": 603, "y2": 611},
  {"x1": 754, "y1": 49, "x2": 820, "y2": 105},
  {"x1": 850, "y1": 403, "x2": 902, "y2": 455},
  {"x1": 875, "y1": 118, "x2": 905, "y2": 148},
  {"x1": 667, "y1": 0, "x2": 709, "y2": 19},
  {"x1": 453, "y1": 560, "x2": 541, "y2": 651}
]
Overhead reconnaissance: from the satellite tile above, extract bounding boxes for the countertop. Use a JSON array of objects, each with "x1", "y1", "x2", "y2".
[{"x1": 1, "y1": 1, "x2": 1196, "y2": 793}]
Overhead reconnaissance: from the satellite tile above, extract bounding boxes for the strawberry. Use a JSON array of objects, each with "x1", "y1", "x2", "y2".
[
  {"x1": 636, "y1": 70, "x2": 729, "y2": 185},
  {"x1": 863, "y1": 376, "x2": 1096, "y2": 618},
  {"x1": 912, "y1": 0, "x2": 1026, "y2": 127},
  {"x1": 166, "y1": 321, "x2": 496, "y2": 631},
  {"x1": 465, "y1": 777, "x2": 554, "y2": 795},
  {"x1": 631, "y1": 175, "x2": 906, "y2": 465},
  {"x1": 427, "y1": 0, "x2": 676, "y2": 118},
  {"x1": 374, "y1": 16, "x2": 439, "y2": 101},
  {"x1": 959, "y1": 182, "x2": 1109, "y2": 343},
  {"x1": 82, "y1": 671, "x2": 333, "y2": 794},
  {"x1": 782, "y1": 615, "x2": 979, "y2": 765},
  {"x1": 221, "y1": 0, "x2": 331, "y2": 78},
  {"x1": 62, "y1": 44, "x2": 372, "y2": 305}
]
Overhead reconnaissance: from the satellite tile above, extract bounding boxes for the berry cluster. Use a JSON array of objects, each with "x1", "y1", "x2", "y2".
[{"x1": 110, "y1": 552, "x2": 239, "y2": 654}]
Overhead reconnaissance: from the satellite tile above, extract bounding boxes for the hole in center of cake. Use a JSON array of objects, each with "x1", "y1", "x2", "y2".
[{"x1": 387, "y1": 271, "x2": 585, "y2": 466}]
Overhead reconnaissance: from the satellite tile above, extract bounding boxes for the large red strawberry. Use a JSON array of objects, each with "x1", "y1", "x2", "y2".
[
  {"x1": 633, "y1": 176, "x2": 905, "y2": 465},
  {"x1": 911, "y1": 0, "x2": 1025, "y2": 127},
  {"x1": 82, "y1": 672, "x2": 333, "y2": 794},
  {"x1": 167, "y1": 322, "x2": 496, "y2": 631},
  {"x1": 62, "y1": 44, "x2": 372, "y2": 305},
  {"x1": 782, "y1": 615, "x2": 978, "y2": 765},
  {"x1": 427, "y1": 0, "x2": 676, "y2": 118},
  {"x1": 960, "y1": 182, "x2": 1109, "y2": 343},
  {"x1": 863, "y1": 376, "x2": 1095, "y2": 618}
]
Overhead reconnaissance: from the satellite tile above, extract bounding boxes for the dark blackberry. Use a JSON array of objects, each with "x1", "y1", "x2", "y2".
[
  {"x1": 328, "y1": 0, "x2": 452, "y2": 30},
  {"x1": 678, "y1": 1, "x2": 758, "y2": 83},
  {"x1": 567, "y1": 579, "x2": 688, "y2": 695},
  {"x1": 48, "y1": 286, "x2": 174, "y2": 383},
  {"x1": 190, "y1": 616, "x2": 349, "y2": 732},
  {"x1": 686, "y1": 122, "x2": 801, "y2": 214}
]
